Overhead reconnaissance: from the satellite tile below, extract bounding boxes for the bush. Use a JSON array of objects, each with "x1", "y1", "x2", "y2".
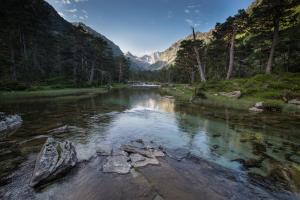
[
  {"x1": 263, "y1": 100, "x2": 283, "y2": 112},
  {"x1": 0, "y1": 81, "x2": 29, "y2": 91}
]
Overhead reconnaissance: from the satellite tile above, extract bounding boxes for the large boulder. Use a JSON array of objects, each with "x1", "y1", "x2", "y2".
[
  {"x1": 0, "y1": 112, "x2": 22, "y2": 133},
  {"x1": 30, "y1": 138, "x2": 78, "y2": 187}
]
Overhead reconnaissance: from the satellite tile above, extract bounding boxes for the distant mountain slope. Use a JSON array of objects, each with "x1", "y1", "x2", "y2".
[
  {"x1": 160, "y1": 31, "x2": 213, "y2": 65},
  {"x1": 125, "y1": 52, "x2": 160, "y2": 70},
  {"x1": 0, "y1": 0, "x2": 126, "y2": 87},
  {"x1": 127, "y1": 31, "x2": 213, "y2": 71},
  {"x1": 72, "y1": 22, "x2": 123, "y2": 57}
]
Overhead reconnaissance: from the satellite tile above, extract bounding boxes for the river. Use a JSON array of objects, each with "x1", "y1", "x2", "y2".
[{"x1": 0, "y1": 88, "x2": 299, "y2": 199}]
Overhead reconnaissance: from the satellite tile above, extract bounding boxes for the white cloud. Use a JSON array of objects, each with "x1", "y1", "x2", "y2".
[
  {"x1": 184, "y1": 9, "x2": 190, "y2": 14},
  {"x1": 185, "y1": 19, "x2": 199, "y2": 27},
  {"x1": 74, "y1": 0, "x2": 88, "y2": 2},
  {"x1": 55, "y1": 0, "x2": 88, "y2": 4},
  {"x1": 65, "y1": 8, "x2": 77, "y2": 13},
  {"x1": 60, "y1": 0, "x2": 71, "y2": 4}
]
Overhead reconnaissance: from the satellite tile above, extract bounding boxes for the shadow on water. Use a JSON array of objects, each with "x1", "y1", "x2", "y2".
[{"x1": 0, "y1": 88, "x2": 300, "y2": 199}]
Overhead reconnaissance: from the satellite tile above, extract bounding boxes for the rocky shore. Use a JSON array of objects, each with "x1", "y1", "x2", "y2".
[{"x1": 1, "y1": 138, "x2": 299, "y2": 200}]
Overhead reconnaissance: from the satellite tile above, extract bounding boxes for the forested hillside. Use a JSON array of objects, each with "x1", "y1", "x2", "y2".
[
  {"x1": 141, "y1": 0, "x2": 299, "y2": 83},
  {"x1": 0, "y1": 0, "x2": 129, "y2": 91}
]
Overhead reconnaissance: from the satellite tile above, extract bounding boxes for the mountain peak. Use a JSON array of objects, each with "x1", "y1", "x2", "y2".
[{"x1": 72, "y1": 22, "x2": 123, "y2": 57}]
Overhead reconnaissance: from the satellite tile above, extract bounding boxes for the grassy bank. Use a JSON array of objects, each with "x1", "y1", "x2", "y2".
[
  {"x1": 160, "y1": 73, "x2": 300, "y2": 115},
  {"x1": 0, "y1": 84, "x2": 127, "y2": 103}
]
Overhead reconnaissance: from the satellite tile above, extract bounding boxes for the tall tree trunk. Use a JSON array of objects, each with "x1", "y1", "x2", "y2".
[
  {"x1": 10, "y1": 44, "x2": 17, "y2": 81},
  {"x1": 118, "y1": 62, "x2": 123, "y2": 83},
  {"x1": 192, "y1": 27, "x2": 206, "y2": 82},
  {"x1": 73, "y1": 65, "x2": 78, "y2": 85},
  {"x1": 193, "y1": 47, "x2": 206, "y2": 82},
  {"x1": 19, "y1": 29, "x2": 28, "y2": 60},
  {"x1": 168, "y1": 70, "x2": 171, "y2": 83},
  {"x1": 226, "y1": 32, "x2": 235, "y2": 80},
  {"x1": 266, "y1": 18, "x2": 280, "y2": 74},
  {"x1": 88, "y1": 61, "x2": 95, "y2": 85},
  {"x1": 191, "y1": 70, "x2": 195, "y2": 85}
]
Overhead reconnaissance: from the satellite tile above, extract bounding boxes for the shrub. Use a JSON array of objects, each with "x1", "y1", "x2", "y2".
[{"x1": 0, "y1": 81, "x2": 29, "y2": 91}]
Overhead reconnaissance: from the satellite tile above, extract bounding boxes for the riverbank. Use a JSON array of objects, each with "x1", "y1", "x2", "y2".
[
  {"x1": 0, "y1": 84, "x2": 127, "y2": 103},
  {"x1": 0, "y1": 87, "x2": 299, "y2": 199},
  {"x1": 160, "y1": 73, "x2": 300, "y2": 115},
  {"x1": 1, "y1": 143, "x2": 296, "y2": 200}
]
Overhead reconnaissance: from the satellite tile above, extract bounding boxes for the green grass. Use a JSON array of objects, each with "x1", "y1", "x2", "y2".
[
  {"x1": 160, "y1": 84, "x2": 194, "y2": 101},
  {"x1": 160, "y1": 73, "x2": 300, "y2": 115},
  {"x1": 0, "y1": 84, "x2": 128, "y2": 103}
]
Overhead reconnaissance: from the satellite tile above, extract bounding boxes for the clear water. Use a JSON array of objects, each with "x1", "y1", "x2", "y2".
[{"x1": 0, "y1": 88, "x2": 300, "y2": 183}]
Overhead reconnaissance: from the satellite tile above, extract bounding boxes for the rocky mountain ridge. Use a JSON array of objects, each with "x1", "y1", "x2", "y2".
[
  {"x1": 72, "y1": 22, "x2": 123, "y2": 57},
  {"x1": 128, "y1": 30, "x2": 213, "y2": 71}
]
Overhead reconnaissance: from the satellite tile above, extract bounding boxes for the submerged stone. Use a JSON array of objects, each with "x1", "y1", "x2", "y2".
[
  {"x1": 48, "y1": 125, "x2": 86, "y2": 134},
  {"x1": 96, "y1": 144, "x2": 112, "y2": 156},
  {"x1": 30, "y1": 138, "x2": 78, "y2": 187},
  {"x1": 0, "y1": 113, "x2": 22, "y2": 133},
  {"x1": 165, "y1": 148, "x2": 190, "y2": 161},
  {"x1": 232, "y1": 158, "x2": 262, "y2": 169},
  {"x1": 102, "y1": 155, "x2": 131, "y2": 174}
]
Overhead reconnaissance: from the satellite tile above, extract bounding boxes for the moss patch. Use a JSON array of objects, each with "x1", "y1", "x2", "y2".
[{"x1": 160, "y1": 74, "x2": 300, "y2": 115}]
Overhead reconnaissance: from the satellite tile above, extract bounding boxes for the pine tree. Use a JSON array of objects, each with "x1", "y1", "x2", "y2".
[{"x1": 251, "y1": 0, "x2": 298, "y2": 74}]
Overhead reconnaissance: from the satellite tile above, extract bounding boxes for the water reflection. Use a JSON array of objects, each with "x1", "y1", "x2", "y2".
[{"x1": 0, "y1": 88, "x2": 300, "y2": 183}]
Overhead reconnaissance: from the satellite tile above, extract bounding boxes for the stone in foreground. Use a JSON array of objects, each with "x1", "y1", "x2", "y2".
[
  {"x1": 30, "y1": 138, "x2": 78, "y2": 187},
  {"x1": 0, "y1": 112, "x2": 22, "y2": 133},
  {"x1": 130, "y1": 153, "x2": 159, "y2": 167},
  {"x1": 103, "y1": 155, "x2": 131, "y2": 174},
  {"x1": 122, "y1": 144, "x2": 154, "y2": 158}
]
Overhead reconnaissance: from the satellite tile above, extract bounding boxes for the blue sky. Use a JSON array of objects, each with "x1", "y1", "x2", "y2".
[{"x1": 46, "y1": 0, "x2": 254, "y2": 56}]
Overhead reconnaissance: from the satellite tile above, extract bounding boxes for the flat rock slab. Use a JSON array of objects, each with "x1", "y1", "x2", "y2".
[
  {"x1": 103, "y1": 155, "x2": 131, "y2": 174},
  {"x1": 130, "y1": 153, "x2": 159, "y2": 168},
  {"x1": 102, "y1": 142, "x2": 165, "y2": 174},
  {"x1": 165, "y1": 148, "x2": 190, "y2": 161},
  {"x1": 122, "y1": 144, "x2": 154, "y2": 158}
]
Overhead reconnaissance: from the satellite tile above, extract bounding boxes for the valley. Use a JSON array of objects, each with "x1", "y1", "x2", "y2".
[{"x1": 0, "y1": 0, "x2": 299, "y2": 200}]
